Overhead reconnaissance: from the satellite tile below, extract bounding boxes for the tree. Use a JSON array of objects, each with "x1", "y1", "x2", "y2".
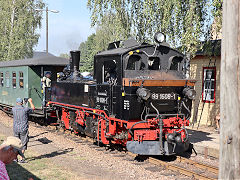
[
  {"x1": 219, "y1": 0, "x2": 240, "y2": 179},
  {"x1": 79, "y1": 11, "x2": 131, "y2": 72},
  {"x1": 211, "y1": 0, "x2": 222, "y2": 37},
  {"x1": 59, "y1": 53, "x2": 70, "y2": 59},
  {"x1": 79, "y1": 34, "x2": 97, "y2": 73},
  {"x1": 87, "y1": 0, "x2": 223, "y2": 55},
  {"x1": 0, "y1": 0, "x2": 44, "y2": 61},
  {"x1": 94, "y1": 12, "x2": 130, "y2": 52}
]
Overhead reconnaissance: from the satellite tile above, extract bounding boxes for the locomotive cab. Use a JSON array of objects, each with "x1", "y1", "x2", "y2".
[{"x1": 94, "y1": 38, "x2": 196, "y2": 121}]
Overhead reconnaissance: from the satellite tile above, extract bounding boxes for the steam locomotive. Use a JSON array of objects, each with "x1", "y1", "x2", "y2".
[{"x1": 48, "y1": 32, "x2": 196, "y2": 155}]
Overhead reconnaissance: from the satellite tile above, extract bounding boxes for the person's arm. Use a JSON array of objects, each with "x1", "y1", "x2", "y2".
[
  {"x1": 0, "y1": 146, "x2": 13, "y2": 163},
  {"x1": 41, "y1": 76, "x2": 46, "y2": 82},
  {"x1": 28, "y1": 98, "x2": 35, "y2": 110},
  {"x1": 41, "y1": 77, "x2": 46, "y2": 88}
]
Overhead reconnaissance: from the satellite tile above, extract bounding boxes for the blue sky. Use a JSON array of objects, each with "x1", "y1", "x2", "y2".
[{"x1": 34, "y1": 0, "x2": 94, "y2": 56}]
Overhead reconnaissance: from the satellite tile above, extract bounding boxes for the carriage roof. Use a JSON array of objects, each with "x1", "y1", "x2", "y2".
[{"x1": 0, "y1": 54, "x2": 69, "y2": 67}]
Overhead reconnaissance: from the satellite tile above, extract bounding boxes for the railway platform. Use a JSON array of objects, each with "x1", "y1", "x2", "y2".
[{"x1": 187, "y1": 125, "x2": 220, "y2": 159}]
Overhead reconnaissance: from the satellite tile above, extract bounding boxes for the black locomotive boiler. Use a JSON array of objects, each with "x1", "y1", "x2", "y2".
[{"x1": 48, "y1": 32, "x2": 196, "y2": 155}]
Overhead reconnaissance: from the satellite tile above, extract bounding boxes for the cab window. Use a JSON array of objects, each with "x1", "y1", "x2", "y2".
[
  {"x1": 103, "y1": 60, "x2": 117, "y2": 83},
  {"x1": 148, "y1": 57, "x2": 160, "y2": 70},
  {"x1": 169, "y1": 57, "x2": 182, "y2": 71},
  {"x1": 126, "y1": 55, "x2": 145, "y2": 70}
]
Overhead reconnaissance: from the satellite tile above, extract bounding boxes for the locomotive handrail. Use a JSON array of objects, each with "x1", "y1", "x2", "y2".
[
  {"x1": 48, "y1": 101, "x2": 129, "y2": 123},
  {"x1": 146, "y1": 113, "x2": 185, "y2": 117},
  {"x1": 33, "y1": 87, "x2": 43, "y2": 100},
  {"x1": 48, "y1": 103, "x2": 110, "y2": 122},
  {"x1": 150, "y1": 102, "x2": 164, "y2": 154}
]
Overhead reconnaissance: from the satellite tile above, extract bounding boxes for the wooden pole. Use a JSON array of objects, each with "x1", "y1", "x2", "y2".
[
  {"x1": 46, "y1": 6, "x2": 48, "y2": 54},
  {"x1": 220, "y1": 0, "x2": 240, "y2": 179}
]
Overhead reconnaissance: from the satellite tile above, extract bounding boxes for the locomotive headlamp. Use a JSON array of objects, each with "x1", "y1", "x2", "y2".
[
  {"x1": 136, "y1": 88, "x2": 151, "y2": 101},
  {"x1": 154, "y1": 32, "x2": 165, "y2": 43},
  {"x1": 183, "y1": 87, "x2": 196, "y2": 100}
]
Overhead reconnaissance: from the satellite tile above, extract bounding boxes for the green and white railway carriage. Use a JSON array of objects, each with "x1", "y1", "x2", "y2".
[{"x1": 0, "y1": 54, "x2": 69, "y2": 116}]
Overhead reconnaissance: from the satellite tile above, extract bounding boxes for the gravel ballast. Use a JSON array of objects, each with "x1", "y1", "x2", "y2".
[{"x1": 0, "y1": 111, "x2": 180, "y2": 180}]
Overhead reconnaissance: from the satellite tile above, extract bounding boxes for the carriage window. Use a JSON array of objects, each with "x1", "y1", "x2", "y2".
[
  {"x1": 103, "y1": 60, "x2": 117, "y2": 83},
  {"x1": 19, "y1": 71, "x2": 24, "y2": 88},
  {"x1": 148, "y1": 57, "x2": 160, "y2": 70},
  {"x1": 126, "y1": 55, "x2": 145, "y2": 70},
  {"x1": 0, "y1": 72, "x2": 3, "y2": 87},
  {"x1": 5, "y1": 72, "x2": 10, "y2": 88},
  {"x1": 12, "y1": 72, "x2": 16, "y2": 88},
  {"x1": 202, "y1": 67, "x2": 216, "y2": 103}
]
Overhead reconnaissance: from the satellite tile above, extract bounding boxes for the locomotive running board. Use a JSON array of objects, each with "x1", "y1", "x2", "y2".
[
  {"x1": 127, "y1": 141, "x2": 175, "y2": 155},
  {"x1": 122, "y1": 78, "x2": 196, "y2": 87}
]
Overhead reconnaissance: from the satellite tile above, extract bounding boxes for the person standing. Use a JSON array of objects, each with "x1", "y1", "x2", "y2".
[
  {"x1": 12, "y1": 98, "x2": 35, "y2": 163},
  {"x1": 0, "y1": 136, "x2": 25, "y2": 180},
  {"x1": 41, "y1": 72, "x2": 51, "y2": 106},
  {"x1": 41, "y1": 72, "x2": 51, "y2": 89}
]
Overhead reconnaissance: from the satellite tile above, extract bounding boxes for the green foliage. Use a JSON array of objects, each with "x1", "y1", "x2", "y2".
[
  {"x1": 0, "y1": 0, "x2": 44, "y2": 61},
  {"x1": 79, "y1": 34, "x2": 97, "y2": 73},
  {"x1": 87, "y1": 0, "x2": 223, "y2": 55},
  {"x1": 211, "y1": 0, "x2": 222, "y2": 36},
  {"x1": 59, "y1": 53, "x2": 70, "y2": 59},
  {"x1": 95, "y1": 12, "x2": 130, "y2": 52},
  {"x1": 80, "y1": 11, "x2": 132, "y2": 72}
]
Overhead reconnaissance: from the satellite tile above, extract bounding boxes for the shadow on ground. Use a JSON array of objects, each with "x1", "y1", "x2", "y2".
[
  {"x1": 187, "y1": 129, "x2": 213, "y2": 143},
  {"x1": 27, "y1": 147, "x2": 74, "y2": 162},
  {"x1": 29, "y1": 131, "x2": 48, "y2": 139},
  {"x1": 6, "y1": 162, "x2": 41, "y2": 180},
  {"x1": 36, "y1": 137, "x2": 52, "y2": 144}
]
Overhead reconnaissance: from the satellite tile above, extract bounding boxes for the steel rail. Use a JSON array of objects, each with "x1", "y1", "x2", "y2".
[
  {"x1": 176, "y1": 156, "x2": 218, "y2": 174},
  {"x1": 148, "y1": 157, "x2": 216, "y2": 180},
  {"x1": 127, "y1": 152, "x2": 217, "y2": 180}
]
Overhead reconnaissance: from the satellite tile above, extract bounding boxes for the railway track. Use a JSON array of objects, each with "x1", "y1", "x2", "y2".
[
  {"x1": 126, "y1": 152, "x2": 218, "y2": 180},
  {"x1": 148, "y1": 156, "x2": 218, "y2": 180},
  {"x1": 35, "y1": 123, "x2": 219, "y2": 180},
  {"x1": 176, "y1": 156, "x2": 218, "y2": 175}
]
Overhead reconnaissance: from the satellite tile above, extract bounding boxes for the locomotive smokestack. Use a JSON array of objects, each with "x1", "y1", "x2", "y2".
[
  {"x1": 70, "y1": 50, "x2": 81, "y2": 81},
  {"x1": 70, "y1": 50, "x2": 80, "y2": 72},
  {"x1": 69, "y1": 57, "x2": 73, "y2": 72}
]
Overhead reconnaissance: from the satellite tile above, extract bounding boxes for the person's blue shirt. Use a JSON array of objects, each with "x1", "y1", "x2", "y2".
[{"x1": 12, "y1": 105, "x2": 33, "y2": 132}]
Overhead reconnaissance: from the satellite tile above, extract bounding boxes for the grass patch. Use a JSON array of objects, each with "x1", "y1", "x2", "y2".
[
  {"x1": 6, "y1": 150, "x2": 81, "y2": 180},
  {"x1": 0, "y1": 134, "x2": 81, "y2": 180}
]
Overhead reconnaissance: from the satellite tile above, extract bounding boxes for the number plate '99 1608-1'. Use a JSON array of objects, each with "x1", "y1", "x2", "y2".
[{"x1": 151, "y1": 93, "x2": 177, "y2": 100}]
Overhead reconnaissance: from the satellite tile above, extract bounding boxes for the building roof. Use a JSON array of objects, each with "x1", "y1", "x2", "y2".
[
  {"x1": 196, "y1": 39, "x2": 221, "y2": 56},
  {"x1": 32, "y1": 51, "x2": 55, "y2": 58},
  {"x1": 0, "y1": 52, "x2": 69, "y2": 67}
]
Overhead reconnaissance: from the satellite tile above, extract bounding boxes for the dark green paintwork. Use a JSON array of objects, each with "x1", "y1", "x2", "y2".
[
  {"x1": 0, "y1": 66, "x2": 29, "y2": 106},
  {"x1": 0, "y1": 65, "x2": 64, "y2": 109}
]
